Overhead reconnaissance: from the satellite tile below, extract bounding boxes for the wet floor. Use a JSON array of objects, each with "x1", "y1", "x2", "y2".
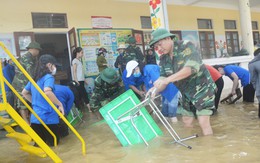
[{"x1": 1, "y1": 98, "x2": 260, "y2": 163}]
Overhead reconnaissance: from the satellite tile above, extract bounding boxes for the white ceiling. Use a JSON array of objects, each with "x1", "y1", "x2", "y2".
[{"x1": 117, "y1": 0, "x2": 260, "y2": 12}]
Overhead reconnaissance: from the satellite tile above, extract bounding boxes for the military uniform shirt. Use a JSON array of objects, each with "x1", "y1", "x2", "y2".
[
  {"x1": 96, "y1": 55, "x2": 108, "y2": 72},
  {"x1": 89, "y1": 75, "x2": 123, "y2": 112},
  {"x1": 12, "y1": 52, "x2": 37, "y2": 93},
  {"x1": 159, "y1": 41, "x2": 216, "y2": 111},
  {"x1": 124, "y1": 45, "x2": 144, "y2": 64}
]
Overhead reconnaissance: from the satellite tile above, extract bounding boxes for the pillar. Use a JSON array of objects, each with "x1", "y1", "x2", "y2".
[
  {"x1": 239, "y1": 0, "x2": 254, "y2": 56},
  {"x1": 149, "y1": 0, "x2": 169, "y2": 31}
]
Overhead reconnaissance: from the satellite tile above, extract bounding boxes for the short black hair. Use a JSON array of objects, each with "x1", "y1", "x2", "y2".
[{"x1": 213, "y1": 65, "x2": 224, "y2": 69}]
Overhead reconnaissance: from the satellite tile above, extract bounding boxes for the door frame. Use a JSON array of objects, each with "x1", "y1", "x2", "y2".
[
  {"x1": 132, "y1": 29, "x2": 145, "y2": 53},
  {"x1": 13, "y1": 32, "x2": 35, "y2": 57}
]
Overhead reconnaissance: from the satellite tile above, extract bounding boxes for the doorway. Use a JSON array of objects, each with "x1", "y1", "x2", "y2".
[{"x1": 35, "y1": 33, "x2": 71, "y2": 85}]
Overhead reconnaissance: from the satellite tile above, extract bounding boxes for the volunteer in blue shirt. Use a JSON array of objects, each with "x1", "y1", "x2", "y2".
[
  {"x1": 2, "y1": 57, "x2": 15, "y2": 107},
  {"x1": 22, "y1": 54, "x2": 64, "y2": 146},
  {"x1": 122, "y1": 60, "x2": 145, "y2": 99},
  {"x1": 143, "y1": 64, "x2": 180, "y2": 122},
  {"x1": 54, "y1": 84, "x2": 74, "y2": 138},
  {"x1": 54, "y1": 84, "x2": 74, "y2": 116},
  {"x1": 217, "y1": 65, "x2": 255, "y2": 102}
]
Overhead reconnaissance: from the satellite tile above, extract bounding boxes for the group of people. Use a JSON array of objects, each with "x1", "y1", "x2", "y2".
[
  {"x1": 2, "y1": 42, "x2": 77, "y2": 146},
  {"x1": 113, "y1": 28, "x2": 259, "y2": 136},
  {"x1": 2, "y1": 28, "x2": 260, "y2": 147}
]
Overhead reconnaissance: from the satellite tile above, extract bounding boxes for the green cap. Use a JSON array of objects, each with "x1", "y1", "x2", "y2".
[
  {"x1": 149, "y1": 28, "x2": 175, "y2": 46},
  {"x1": 100, "y1": 68, "x2": 119, "y2": 84},
  {"x1": 128, "y1": 36, "x2": 136, "y2": 44},
  {"x1": 26, "y1": 41, "x2": 42, "y2": 50}
]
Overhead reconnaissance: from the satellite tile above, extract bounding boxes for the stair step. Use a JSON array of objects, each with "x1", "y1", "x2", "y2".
[
  {"x1": 0, "y1": 116, "x2": 12, "y2": 125},
  {"x1": 0, "y1": 116, "x2": 18, "y2": 127},
  {"x1": 6, "y1": 132, "x2": 32, "y2": 143},
  {"x1": 20, "y1": 145, "x2": 47, "y2": 158}
]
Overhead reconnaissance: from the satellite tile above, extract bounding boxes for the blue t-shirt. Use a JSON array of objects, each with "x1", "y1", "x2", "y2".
[
  {"x1": 122, "y1": 69, "x2": 144, "y2": 90},
  {"x1": 3, "y1": 63, "x2": 15, "y2": 92},
  {"x1": 224, "y1": 65, "x2": 250, "y2": 87},
  {"x1": 25, "y1": 74, "x2": 59, "y2": 124},
  {"x1": 143, "y1": 64, "x2": 179, "y2": 101},
  {"x1": 54, "y1": 84, "x2": 74, "y2": 116}
]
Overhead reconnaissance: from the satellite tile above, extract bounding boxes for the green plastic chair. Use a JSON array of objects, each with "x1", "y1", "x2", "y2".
[{"x1": 99, "y1": 89, "x2": 163, "y2": 146}]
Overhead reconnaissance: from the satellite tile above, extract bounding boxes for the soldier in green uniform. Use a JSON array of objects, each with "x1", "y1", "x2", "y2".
[
  {"x1": 96, "y1": 47, "x2": 108, "y2": 72},
  {"x1": 12, "y1": 41, "x2": 42, "y2": 124},
  {"x1": 124, "y1": 36, "x2": 144, "y2": 67},
  {"x1": 90, "y1": 68, "x2": 124, "y2": 118},
  {"x1": 147, "y1": 28, "x2": 216, "y2": 136}
]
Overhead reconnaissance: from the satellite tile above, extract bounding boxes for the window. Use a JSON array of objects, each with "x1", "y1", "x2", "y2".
[
  {"x1": 198, "y1": 31, "x2": 216, "y2": 59},
  {"x1": 32, "y1": 12, "x2": 68, "y2": 28},
  {"x1": 143, "y1": 31, "x2": 152, "y2": 46},
  {"x1": 140, "y1": 16, "x2": 152, "y2": 29},
  {"x1": 253, "y1": 31, "x2": 260, "y2": 44},
  {"x1": 225, "y1": 31, "x2": 240, "y2": 56},
  {"x1": 224, "y1": 20, "x2": 236, "y2": 29},
  {"x1": 252, "y1": 21, "x2": 258, "y2": 30},
  {"x1": 197, "y1": 19, "x2": 213, "y2": 29},
  {"x1": 170, "y1": 31, "x2": 182, "y2": 40}
]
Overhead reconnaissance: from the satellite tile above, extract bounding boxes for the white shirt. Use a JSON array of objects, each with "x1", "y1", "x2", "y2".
[{"x1": 72, "y1": 58, "x2": 84, "y2": 81}]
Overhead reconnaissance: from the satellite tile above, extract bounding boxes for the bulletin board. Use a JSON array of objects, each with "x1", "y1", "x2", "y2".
[
  {"x1": 77, "y1": 28, "x2": 133, "y2": 77},
  {"x1": 0, "y1": 33, "x2": 16, "y2": 58}
]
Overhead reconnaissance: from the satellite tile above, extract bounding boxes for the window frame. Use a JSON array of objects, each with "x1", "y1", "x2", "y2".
[
  {"x1": 198, "y1": 31, "x2": 216, "y2": 59},
  {"x1": 224, "y1": 20, "x2": 237, "y2": 30},
  {"x1": 31, "y1": 12, "x2": 68, "y2": 28},
  {"x1": 197, "y1": 19, "x2": 213, "y2": 29},
  {"x1": 252, "y1": 21, "x2": 258, "y2": 30},
  {"x1": 140, "y1": 16, "x2": 152, "y2": 29}
]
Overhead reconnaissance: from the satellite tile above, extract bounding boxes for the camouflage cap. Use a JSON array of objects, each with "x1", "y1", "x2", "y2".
[
  {"x1": 100, "y1": 68, "x2": 119, "y2": 84},
  {"x1": 149, "y1": 28, "x2": 175, "y2": 46}
]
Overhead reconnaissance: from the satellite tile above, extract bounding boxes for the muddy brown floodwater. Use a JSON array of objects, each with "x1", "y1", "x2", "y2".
[{"x1": 1, "y1": 100, "x2": 260, "y2": 163}]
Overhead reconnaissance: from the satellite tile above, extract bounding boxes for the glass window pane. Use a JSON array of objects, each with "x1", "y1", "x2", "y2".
[
  {"x1": 224, "y1": 20, "x2": 236, "y2": 29},
  {"x1": 32, "y1": 13, "x2": 68, "y2": 28},
  {"x1": 201, "y1": 41, "x2": 206, "y2": 47},
  {"x1": 210, "y1": 41, "x2": 214, "y2": 47},
  {"x1": 200, "y1": 33, "x2": 206, "y2": 40},
  {"x1": 208, "y1": 34, "x2": 213, "y2": 40},
  {"x1": 252, "y1": 21, "x2": 258, "y2": 30},
  {"x1": 197, "y1": 19, "x2": 212, "y2": 29},
  {"x1": 226, "y1": 34, "x2": 230, "y2": 39},
  {"x1": 140, "y1": 16, "x2": 152, "y2": 29},
  {"x1": 233, "y1": 33, "x2": 237, "y2": 39},
  {"x1": 199, "y1": 31, "x2": 216, "y2": 59}
]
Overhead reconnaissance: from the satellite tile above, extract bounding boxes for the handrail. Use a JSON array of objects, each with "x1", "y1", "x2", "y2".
[
  {"x1": 0, "y1": 43, "x2": 57, "y2": 146},
  {"x1": 3, "y1": 78, "x2": 58, "y2": 145},
  {"x1": 0, "y1": 62, "x2": 7, "y2": 105},
  {"x1": 0, "y1": 42, "x2": 86, "y2": 155}
]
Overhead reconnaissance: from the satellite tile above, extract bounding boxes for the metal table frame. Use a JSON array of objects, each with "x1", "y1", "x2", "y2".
[{"x1": 115, "y1": 95, "x2": 198, "y2": 149}]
